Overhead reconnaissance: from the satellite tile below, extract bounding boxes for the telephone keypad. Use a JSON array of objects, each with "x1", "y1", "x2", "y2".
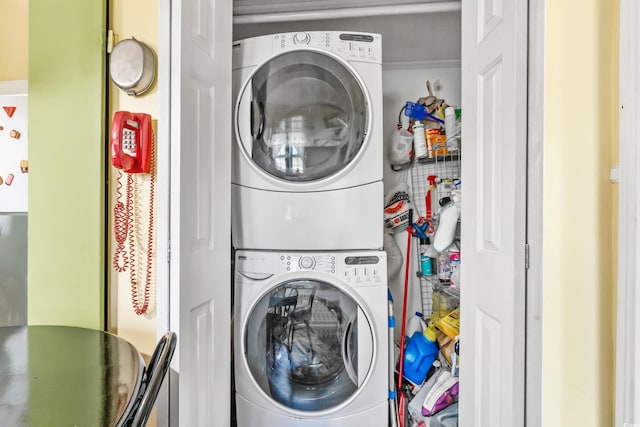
[{"x1": 122, "y1": 128, "x2": 137, "y2": 156}]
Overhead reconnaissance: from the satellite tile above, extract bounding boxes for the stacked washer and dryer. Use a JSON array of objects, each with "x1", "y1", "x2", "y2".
[{"x1": 231, "y1": 31, "x2": 388, "y2": 426}]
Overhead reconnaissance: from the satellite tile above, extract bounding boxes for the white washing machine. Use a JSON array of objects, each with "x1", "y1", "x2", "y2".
[
  {"x1": 231, "y1": 31, "x2": 383, "y2": 251},
  {"x1": 233, "y1": 249, "x2": 388, "y2": 426}
]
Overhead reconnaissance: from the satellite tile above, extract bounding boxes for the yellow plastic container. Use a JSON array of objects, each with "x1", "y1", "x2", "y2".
[{"x1": 435, "y1": 307, "x2": 460, "y2": 338}]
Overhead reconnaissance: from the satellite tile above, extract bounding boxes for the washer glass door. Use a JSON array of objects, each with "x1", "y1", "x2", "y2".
[
  {"x1": 236, "y1": 50, "x2": 368, "y2": 182},
  {"x1": 244, "y1": 279, "x2": 374, "y2": 412}
]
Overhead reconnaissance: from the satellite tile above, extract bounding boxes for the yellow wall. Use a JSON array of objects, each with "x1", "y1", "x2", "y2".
[
  {"x1": 544, "y1": 0, "x2": 618, "y2": 425},
  {"x1": 0, "y1": 0, "x2": 28, "y2": 80},
  {"x1": 108, "y1": 0, "x2": 158, "y2": 357}
]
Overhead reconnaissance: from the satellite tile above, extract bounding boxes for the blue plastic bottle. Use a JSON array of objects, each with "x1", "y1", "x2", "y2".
[{"x1": 402, "y1": 322, "x2": 439, "y2": 386}]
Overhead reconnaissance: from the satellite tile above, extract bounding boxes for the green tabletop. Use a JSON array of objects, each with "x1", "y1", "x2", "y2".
[{"x1": 0, "y1": 325, "x2": 144, "y2": 426}]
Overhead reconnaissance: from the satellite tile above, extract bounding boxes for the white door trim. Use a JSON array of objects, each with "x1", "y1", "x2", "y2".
[
  {"x1": 526, "y1": 0, "x2": 544, "y2": 425},
  {"x1": 617, "y1": 0, "x2": 640, "y2": 425}
]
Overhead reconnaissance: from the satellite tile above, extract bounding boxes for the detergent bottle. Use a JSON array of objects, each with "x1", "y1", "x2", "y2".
[{"x1": 401, "y1": 321, "x2": 439, "y2": 386}]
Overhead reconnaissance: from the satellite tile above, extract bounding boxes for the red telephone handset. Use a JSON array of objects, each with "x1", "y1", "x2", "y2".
[
  {"x1": 111, "y1": 111, "x2": 152, "y2": 173},
  {"x1": 111, "y1": 111, "x2": 155, "y2": 316}
]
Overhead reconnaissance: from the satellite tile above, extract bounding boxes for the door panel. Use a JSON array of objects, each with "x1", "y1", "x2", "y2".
[
  {"x1": 169, "y1": 0, "x2": 233, "y2": 425},
  {"x1": 460, "y1": 0, "x2": 527, "y2": 425}
]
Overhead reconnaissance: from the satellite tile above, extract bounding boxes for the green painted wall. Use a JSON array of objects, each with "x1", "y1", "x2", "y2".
[{"x1": 28, "y1": 0, "x2": 106, "y2": 328}]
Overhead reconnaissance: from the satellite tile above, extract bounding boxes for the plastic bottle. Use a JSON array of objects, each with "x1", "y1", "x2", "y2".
[
  {"x1": 455, "y1": 108, "x2": 462, "y2": 149},
  {"x1": 419, "y1": 238, "x2": 433, "y2": 276},
  {"x1": 390, "y1": 114, "x2": 414, "y2": 170},
  {"x1": 401, "y1": 322, "x2": 439, "y2": 386},
  {"x1": 412, "y1": 120, "x2": 428, "y2": 159},
  {"x1": 437, "y1": 250, "x2": 451, "y2": 282},
  {"x1": 406, "y1": 312, "x2": 427, "y2": 338},
  {"x1": 437, "y1": 179, "x2": 454, "y2": 203},
  {"x1": 433, "y1": 197, "x2": 460, "y2": 253},
  {"x1": 448, "y1": 248, "x2": 460, "y2": 286},
  {"x1": 444, "y1": 107, "x2": 459, "y2": 152}
]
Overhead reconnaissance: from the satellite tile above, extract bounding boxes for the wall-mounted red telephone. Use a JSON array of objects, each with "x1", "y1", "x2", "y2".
[
  {"x1": 111, "y1": 111, "x2": 152, "y2": 174},
  {"x1": 111, "y1": 111, "x2": 155, "y2": 316}
]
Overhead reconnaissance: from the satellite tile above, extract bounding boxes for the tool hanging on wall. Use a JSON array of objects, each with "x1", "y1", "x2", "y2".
[{"x1": 109, "y1": 37, "x2": 156, "y2": 96}]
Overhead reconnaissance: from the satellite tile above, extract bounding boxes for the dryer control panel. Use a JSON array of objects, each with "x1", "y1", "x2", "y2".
[
  {"x1": 236, "y1": 250, "x2": 386, "y2": 284},
  {"x1": 277, "y1": 252, "x2": 385, "y2": 284},
  {"x1": 272, "y1": 31, "x2": 381, "y2": 63}
]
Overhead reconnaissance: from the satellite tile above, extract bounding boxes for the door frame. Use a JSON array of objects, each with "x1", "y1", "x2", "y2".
[
  {"x1": 526, "y1": 0, "x2": 544, "y2": 425},
  {"x1": 616, "y1": 0, "x2": 640, "y2": 424},
  {"x1": 155, "y1": 1, "x2": 546, "y2": 425}
]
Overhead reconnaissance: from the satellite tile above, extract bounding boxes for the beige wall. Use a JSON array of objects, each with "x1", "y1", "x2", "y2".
[
  {"x1": 544, "y1": 0, "x2": 618, "y2": 425},
  {"x1": 108, "y1": 0, "x2": 158, "y2": 357},
  {"x1": 0, "y1": 0, "x2": 28, "y2": 80}
]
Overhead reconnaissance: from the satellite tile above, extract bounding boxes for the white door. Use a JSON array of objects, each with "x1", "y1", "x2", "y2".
[
  {"x1": 460, "y1": 0, "x2": 527, "y2": 425},
  {"x1": 167, "y1": 0, "x2": 232, "y2": 425}
]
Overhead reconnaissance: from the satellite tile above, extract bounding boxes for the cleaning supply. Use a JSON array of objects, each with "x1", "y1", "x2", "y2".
[
  {"x1": 412, "y1": 120, "x2": 428, "y2": 159},
  {"x1": 433, "y1": 197, "x2": 460, "y2": 252},
  {"x1": 437, "y1": 249, "x2": 451, "y2": 282},
  {"x1": 449, "y1": 249, "x2": 460, "y2": 278},
  {"x1": 387, "y1": 291, "x2": 399, "y2": 427},
  {"x1": 419, "y1": 238, "x2": 433, "y2": 276},
  {"x1": 421, "y1": 369, "x2": 459, "y2": 416},
  {"x1": 425, "y1": 175, "x2": 438, "y2": 220},
  {"x1": 404, "y1": 101, "x2": 445, "y2": 124},
  {"x1": 437, "y1": 179, "x2": 454, "y2": 204},
  {"x1": 434, "y1": 307, "x2": 460, "y2": 338},
  {"x1": 406, "y1": 312, "x2": 427, "y2": 337},
  {"x1": 396, "y1": 210, "x2": 414, "y2": 427},
  {"x1": 401, "y1": 321, "x2": 439, "y2": 386},
  {"x1": 390, "y1": 114, "x2": 414, "y2": 171},
  {"x1": 384, "y1": 184, "x2": 413, "y2": 234},
  {"x1": 444, "y1": 106, "x2": 459, "y2": 152},
  {"x1": 426, "y1": 123, "x2": 447, "y2": 157}
]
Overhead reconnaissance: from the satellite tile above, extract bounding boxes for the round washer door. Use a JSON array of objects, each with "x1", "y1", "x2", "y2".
[
  {"x1": 236, "y1": 50, "x2": 369, "y2": 182},
  {"x1": 243, "y1": 279, "x2": 374, "y2": 413}
]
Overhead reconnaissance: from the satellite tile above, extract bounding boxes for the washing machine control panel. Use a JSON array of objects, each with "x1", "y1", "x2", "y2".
[
  {"x1": 278, "y1": 252, "x2": 385, "y2": 284},
  {"x1": 272, "y1": 31, "x2": 381, "y2": 63}
]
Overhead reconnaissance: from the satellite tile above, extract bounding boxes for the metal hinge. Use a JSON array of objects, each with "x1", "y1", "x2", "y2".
[
  {"x1": 107, "y1": 29, "x2": 115, "y2": 53},
  {"x1": 525, "y1": 244, "x2": 530, "y2": 269},
  {"x1": 610, "y1": 165, "x2": 619, "y2": 183},
  {"x1": 167, "y1": 240, "x2": 171, "y2": 263}
]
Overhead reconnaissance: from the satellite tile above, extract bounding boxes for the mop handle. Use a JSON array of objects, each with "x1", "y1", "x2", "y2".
[{"x1": 397, "y1": 211, "x2": 413, "y2": 390}]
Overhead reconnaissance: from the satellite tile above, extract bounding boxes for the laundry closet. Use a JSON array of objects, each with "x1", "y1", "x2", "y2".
[{"x1": 160, "y1": 1, "x2": 528, "y2": 426}]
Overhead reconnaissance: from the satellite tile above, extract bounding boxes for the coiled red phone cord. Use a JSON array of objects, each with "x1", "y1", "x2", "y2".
[
  {"x1": 112, "y1": 134, "x2": 155, "y2": 316},
  {"x1": 129, "y1": 134, "x2": 155, "y2": 315},
  {"x1": 112, "y1": 171, "x2": 131, "y2": 273}
]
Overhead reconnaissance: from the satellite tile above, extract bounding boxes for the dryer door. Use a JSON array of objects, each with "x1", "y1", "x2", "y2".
[
  {"x1": 236, "y1": 50, "x2": 369, "y2": 182},
  {"x1": 243, "y1": 278, "x2": 374, "y2": 413}
]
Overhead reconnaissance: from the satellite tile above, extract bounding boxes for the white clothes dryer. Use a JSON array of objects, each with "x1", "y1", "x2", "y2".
[
  {"x1": 231, "y1": 31, "x2": 383, "y2": 251},
  {"x1": 233, "y1": 249, "x2": 388, "y2": 426}
]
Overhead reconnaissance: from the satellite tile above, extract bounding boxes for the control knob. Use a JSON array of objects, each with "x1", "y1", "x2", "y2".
[
  {"x1": 293, "y1": 32, "x2": 311, "y2": 45},
  {"x1": 299, "y1": 256, "x2": 316, "y2": 270}
]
